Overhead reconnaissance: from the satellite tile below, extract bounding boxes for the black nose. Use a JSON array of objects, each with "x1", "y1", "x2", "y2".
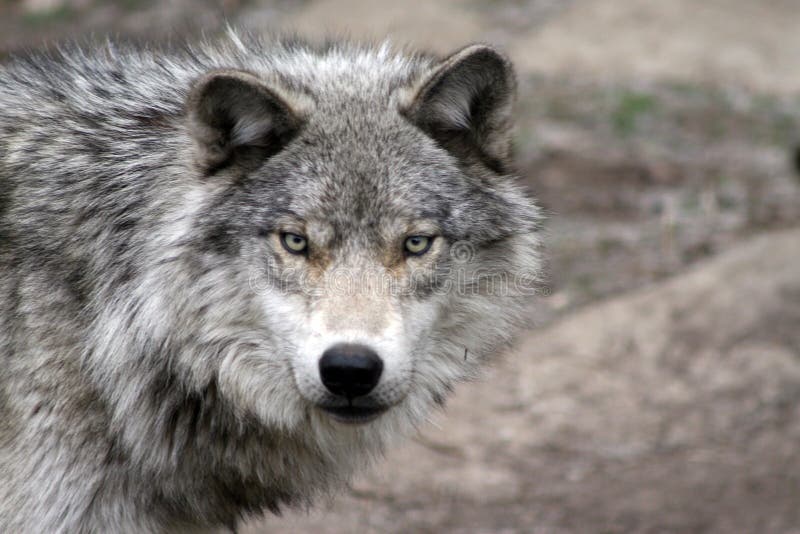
[{"x1": 319, "y1": 343, "x2": 383, "y2": 400}]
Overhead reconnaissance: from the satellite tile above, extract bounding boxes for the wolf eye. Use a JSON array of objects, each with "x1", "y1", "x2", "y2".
[
  {"x1": 281, "y1": 232, "x2": 308, "y2": 255},
  {"x1": 404, "y1": 235, "x2": 432, "y2": 256}
]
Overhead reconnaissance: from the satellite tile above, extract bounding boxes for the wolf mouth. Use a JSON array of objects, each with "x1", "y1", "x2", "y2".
[{"x1": 318, "y1": 404, "x2": 388, "y2": 425}]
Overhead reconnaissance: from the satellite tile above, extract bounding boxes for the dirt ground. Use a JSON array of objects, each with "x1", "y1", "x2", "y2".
[{"x1": 2, "y1": 1, "x2": 799, "y2": 532}]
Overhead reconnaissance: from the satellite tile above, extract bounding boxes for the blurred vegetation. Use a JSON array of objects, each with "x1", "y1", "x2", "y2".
[{"x1": 612, "y1": 91, "x2": 658, "y2": 136}]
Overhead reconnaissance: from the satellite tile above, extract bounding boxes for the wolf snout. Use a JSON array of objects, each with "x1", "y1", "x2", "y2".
[{"x1": 318, "y1": 343, "x2": 383, "y2": 400}]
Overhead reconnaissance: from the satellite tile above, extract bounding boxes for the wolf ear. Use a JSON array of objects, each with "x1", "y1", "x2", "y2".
[
  {"x1": 187, "y1": 69, "x2": 307, "y2": 174},
  {"x1": 402, "y1": 45, "x2": 517, "y2": 174}
]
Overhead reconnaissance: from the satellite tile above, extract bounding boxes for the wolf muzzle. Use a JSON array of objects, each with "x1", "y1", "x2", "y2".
[{"x1": 318, "y1": 343, "x2": 384, "y2": 400}]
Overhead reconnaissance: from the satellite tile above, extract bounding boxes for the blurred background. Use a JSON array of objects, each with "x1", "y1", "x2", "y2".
[{"x1": 2, "y1": 0, "x2": 799, "y2": 532}]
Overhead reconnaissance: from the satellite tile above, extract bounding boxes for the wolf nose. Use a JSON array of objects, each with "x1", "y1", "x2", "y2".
[{"x1": 319, "y1": 343, "x2": 383, "y2": 400}]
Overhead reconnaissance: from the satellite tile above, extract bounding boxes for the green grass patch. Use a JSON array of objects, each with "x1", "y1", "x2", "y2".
[
  {"x1": 612, "y1": 91, "x2": 658, "y2": 136},
  {"x1": 21, "y1": 4, "x2": 77, "y2": 27}
]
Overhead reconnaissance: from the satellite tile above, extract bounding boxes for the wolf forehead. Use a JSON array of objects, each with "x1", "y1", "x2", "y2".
[{"x1": 172, "y1": 37, "x2": 524, "y2": 244}]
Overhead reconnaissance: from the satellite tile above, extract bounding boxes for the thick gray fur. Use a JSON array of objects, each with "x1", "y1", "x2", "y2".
[{"x1": 0, "y1": 31, "x2": 541, "y2": 532}]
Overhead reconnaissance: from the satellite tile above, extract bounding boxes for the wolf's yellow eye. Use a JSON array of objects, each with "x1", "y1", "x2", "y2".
[
  {"x1": 281, "y1": 233, "x2": 308, "y2": 255},
  {"x1": 404, "y1": 235, "x2": 432, "y2": 256}
]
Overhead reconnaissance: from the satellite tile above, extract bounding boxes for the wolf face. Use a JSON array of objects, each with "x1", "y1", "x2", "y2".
[
  {"x1": 0, "y1": 35, "x2": 541, "y2": 530},
  {"x1": 173, "y1": 43, "x2": 542, "y2": 439}
]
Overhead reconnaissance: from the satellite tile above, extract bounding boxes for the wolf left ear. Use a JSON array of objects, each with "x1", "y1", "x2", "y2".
[
  {"x1": 187, "y1": 69, "x2": 307, "y2": 175},
  {"x1": 402, "y1": 45, "x2": 517, "y2": 174}
]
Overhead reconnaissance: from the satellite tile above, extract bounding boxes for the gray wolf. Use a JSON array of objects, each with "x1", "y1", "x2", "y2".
[{"x1": 0, "y1": 31, "x2": 541, "y2": 532}]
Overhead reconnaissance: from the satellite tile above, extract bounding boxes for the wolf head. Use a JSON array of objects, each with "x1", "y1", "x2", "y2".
[
  {"x1": 171, "y1": 41, "x2": 541, "y2": 435},
  {"x1": 86, "y1": 38, "x2": 540, "y2": 502}
]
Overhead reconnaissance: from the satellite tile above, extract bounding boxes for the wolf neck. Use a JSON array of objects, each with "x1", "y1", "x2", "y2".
[{"x1": 80, "y1": 372, "x2": 342, "y2": 531}]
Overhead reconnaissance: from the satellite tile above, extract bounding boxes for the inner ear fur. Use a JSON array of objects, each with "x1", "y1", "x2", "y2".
[
  {"x1": 402, "y1": 45, "x2": 517, "y2": 174},
  {"x1": 186, "y1": 69, "x2": 308, "y2": 175}
]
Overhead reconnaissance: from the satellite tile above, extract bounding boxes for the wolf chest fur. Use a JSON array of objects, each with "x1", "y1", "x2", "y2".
[{"x1": 0, "y1": 33, "x2": 541, "y2": 532}]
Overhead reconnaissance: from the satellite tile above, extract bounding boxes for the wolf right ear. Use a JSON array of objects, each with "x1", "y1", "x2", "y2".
[
  {"x1": 402, "y1": 45, "x2": 517, "y2": 174},
  {"x1": 187, "y1": 69, "x2": 308, "y2": 175}
]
